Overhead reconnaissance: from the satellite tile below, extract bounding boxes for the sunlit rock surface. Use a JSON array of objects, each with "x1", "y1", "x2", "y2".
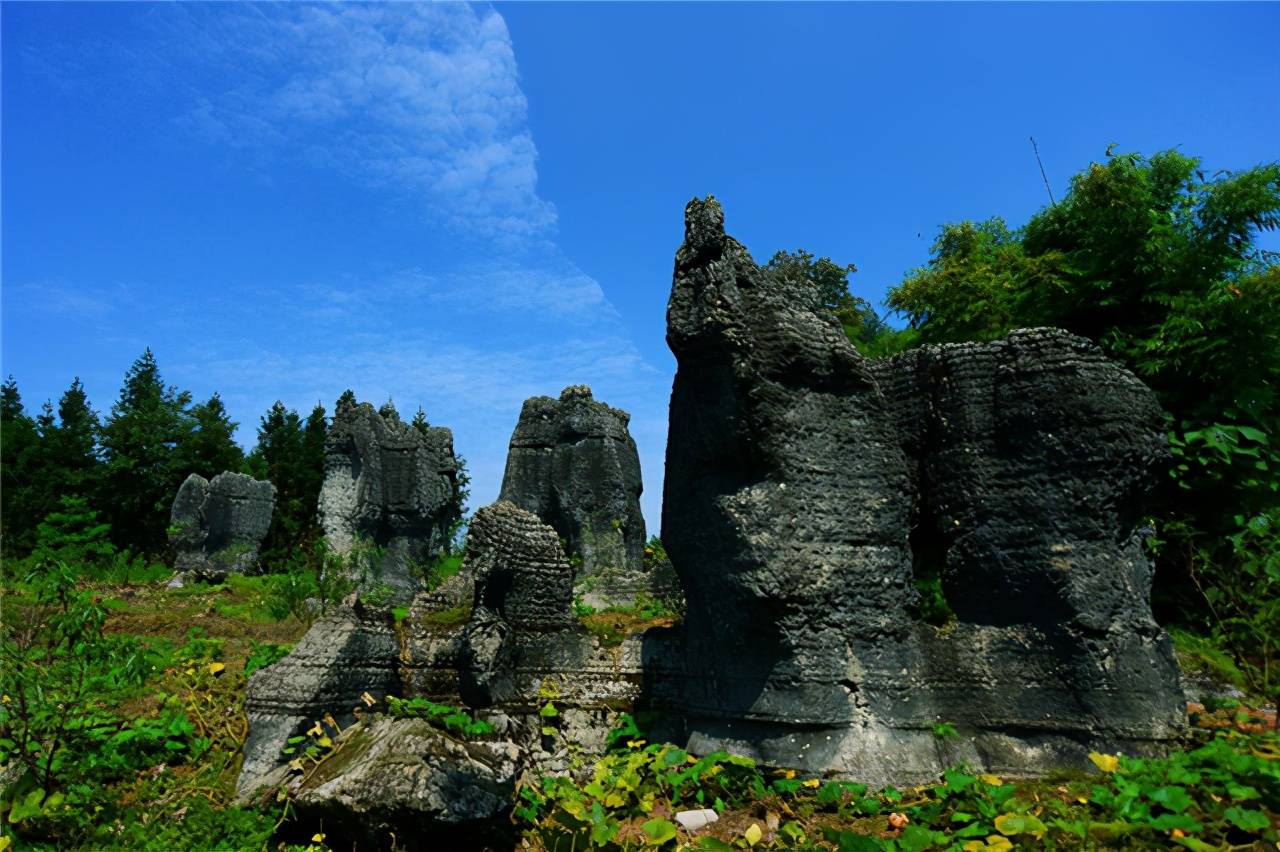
[
  {"x1": 318, "y1": 397, "x2": 460, "y2": 601},
  {"x1": 499, "y1": 386, "x2": 652, "y2": 608}
]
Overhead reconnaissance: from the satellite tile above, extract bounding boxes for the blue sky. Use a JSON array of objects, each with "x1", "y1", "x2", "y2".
[{"x1": 3, "y1": 2, "x2": 1278, "y2": 532}]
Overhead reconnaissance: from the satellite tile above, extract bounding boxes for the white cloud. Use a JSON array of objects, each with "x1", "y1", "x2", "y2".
[{"x1": 161, "y1": 3, "x2": 556, "y2": 242}]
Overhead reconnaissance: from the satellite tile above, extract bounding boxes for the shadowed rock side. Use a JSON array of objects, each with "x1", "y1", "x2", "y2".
[
  {"x1": 169, "y1": 471, "x2": 275, "y2": 582},
  {"x1": 318, "y1": 398, "x2": 460, "y2": 601},
  {"x1": 661, "y1": 196, "x2": 1185, "y2": 784},
  {"x1": 499, "y1": 386, "x2": 652, "y2": 608}
]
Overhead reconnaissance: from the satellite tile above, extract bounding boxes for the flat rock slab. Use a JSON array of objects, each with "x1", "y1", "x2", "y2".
[{"x1": 263, "y1": 716, "x2": 521, "y2": 851}]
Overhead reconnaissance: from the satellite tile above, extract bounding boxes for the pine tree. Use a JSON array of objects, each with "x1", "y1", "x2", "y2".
[
  {"x1": 300, "y1": 403, "x2": 328, "y2": 525},
  {"x1": 252, "y1": 401, "x2": 325, "y2": 565},
  {"x1": 335, "y1": 389, "x2": 357, "y2": 416},
  {"x1": 410, "y1": 406, "x2": 430, "y2": 436},
  {"x1": 172, "y1": 393, "x2": 244, "y2": 481},
  {"x1": 99, "y1": 349, "x2": 193, "y2": 556},
  {"x1": 378, "y1": 398, "x2": 400, "y2": 422},
  {"x1": 45, "y1": 378, "x2": 102, "y2": 502},
  {"x1": 1, "y1": 376, "x2": 43, "y2": 557}
]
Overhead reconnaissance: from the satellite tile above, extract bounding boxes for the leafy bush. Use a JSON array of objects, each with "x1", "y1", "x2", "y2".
[
  {"x1": 385, "y1": 696, "x2": 494, "y2": 738},
  {"x1": 245, "y1": 640, "x2": 292, "y2": 677}
]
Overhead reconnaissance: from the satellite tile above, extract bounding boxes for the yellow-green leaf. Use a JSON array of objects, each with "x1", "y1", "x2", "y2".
[
  {"x1": 743, "y1": 823, "x2": 763, "y2": 846},
  {"x1": 208, "y1": 662, "x2": 226, "y2": 675},
  {"x1": 1088, "y1": 752, "x2": 1120, "y2": 773},
  {"x1": 977, "y1": 773, "x2": 1003, "y2": 786}
]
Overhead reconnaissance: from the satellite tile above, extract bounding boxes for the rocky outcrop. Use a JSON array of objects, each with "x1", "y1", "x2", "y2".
[
  {"x1": 238, "y1": 604, "x2": 401, "y2": 795},
  {"x1": 499, "y1": 386, "x2": 650, "y2": 607},
  {"x1": 169, "y1": 471, "x2": 275, "y2": 582},
  {"x1": 661, "y1": 196, "x2": 1184, "y2": 783},
  {"x1": 318, "y1": 398, "x2": 461, "y2": 602},
  {"x1": 239, "y1": 501, "x2": 657, "y2": 799},
  {"x1": 253, "y1": 717, "x2": 521, "y2": 851},
  {"x1": 458, "y1": 501, "x2": 579, "y2": 707}
]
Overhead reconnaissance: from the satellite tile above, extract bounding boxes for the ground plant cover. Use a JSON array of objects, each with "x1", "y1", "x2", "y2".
[{"x1": 1, "y1": 557, "x2": 1277, "y2": 850}]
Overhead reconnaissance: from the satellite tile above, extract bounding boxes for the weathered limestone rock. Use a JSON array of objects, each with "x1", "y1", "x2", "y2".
[
  {"x1": 318, "y1": 398, "x2": 461, "y2": 601},
  {"x1": 169, "y1": 471, "x2": 275, "y2": 582},
  {"x1": 254, "y1": 716, "x2": 521, "y2": 851},
  {"x1": 661, "y1": 196, "x2": 1185, "y2": 784},
  {"x1": 458, "y1": 501, "x2": 579, "y2": 707},
  {"x1": 499, "y1": 386, "x2": 649, "y2": 607},
  {"x1": 239, "y1": 500, "x2": 658, "y2": 798},
  {"x1": 238, "y1": 604, "x2": 401, "y2": 795}
]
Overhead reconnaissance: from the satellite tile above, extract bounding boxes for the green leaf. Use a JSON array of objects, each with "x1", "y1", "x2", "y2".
[
  {"x1": 1236, "y1": 425, "x2": 1268, "y2": 443},
  {"x1": 642, "y1": 817, "x2": 678, "y2": 845},
  {"x1": 1224, "y1": 806, "x2": 1270, "y2": 832},
  {"x1": 1147, "y1": 785, "x2": 1193, "y2": 813},
  {"x1": 898, "y1": 824, "x2": 938, "y2": 851},
  {"x1": 1149, "y1": 813, "x2": 1202, "y2": 832}
]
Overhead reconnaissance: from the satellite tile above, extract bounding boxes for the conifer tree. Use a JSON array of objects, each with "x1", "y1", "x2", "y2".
[
  {"x1": 410, "y1": 406, "x2": 430, "y2": 436},
  {"x1": 1, "y1": 377, "x2": 43, "y2": 557},
  {"x1": 99, "y1": 349, "x2": 193, "y2": 555},
  {"x1": 251, "y1": 400, "x2": 326, "y2": 564},
  {"x1": 172, "y1": 393, "x2": 243, "y2": 481},
  {"x1": 45, "y1": 378, "x2": 102, "y2": 501}
]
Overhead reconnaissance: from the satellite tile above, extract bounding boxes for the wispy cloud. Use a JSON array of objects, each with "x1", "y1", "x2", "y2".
[{"x1": 156, "y1": 3, "x2": 556, "y2": 244}]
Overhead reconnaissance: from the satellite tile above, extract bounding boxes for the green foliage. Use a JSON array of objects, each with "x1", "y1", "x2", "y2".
[
  {"x1": 249, "y1": 400, "x2": 328, "y2": 567},
  {"x1": 885, "y1": 148, "x2": 1280, "y2": 698},
  {"x1": 264, "y1": 538, "x2": 355, "y2": 626},
  {"x1": 245, "y1": 640, "x2": 292, "y2": 677},
  {"x1": 171, "y1": 392, "x2": 244, "y2": 483},
  {"x1": 514, "y1": 736, "x2": 767, "y2": 848},
  {"x1": 0, "y1": 562, "x2": 204, "y2": 799},
  {"x1": 411, "y1": 551, "x2": 464, "y2": 592},
  {"x1": 384, "y1": 697, "x2": 495, "y2": 738},
  {"x1": 1, "y1": 376, "x2": 44, "y2": 557},
  {"x1": 99, "y1": 349, "x2": 197, "y2": 557},
  {"x1": 29, "y1": 494, "x2": 116, "y2": 569},
  {"x1": 931, "y1": 721, "x2": 960, "y2": 740},
  {"x1": 764, "y1": 249, "x2": 910, "y2": 357},
  {"x1": 577, "y1": 593, "x2": 679, "y2": 648}
]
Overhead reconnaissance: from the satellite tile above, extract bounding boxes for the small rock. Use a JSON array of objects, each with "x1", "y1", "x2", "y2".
[{"x1": 675, "y1": 809, "x2": 719, "y2": 831}]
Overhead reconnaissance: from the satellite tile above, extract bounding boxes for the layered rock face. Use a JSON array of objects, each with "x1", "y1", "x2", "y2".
[
  {"x1": 239, "y1": 501, "x2": 656, "y2": 801},
  {"x1": 169, "y1": 471, "x2": 275, "y2": 581},
  {"x1": 499, "y1": 386, "x2": 649, "y2": 607},
  {"x1": 662, "y1": 196, "x2": 1184, "y2": 782},
  {"x1": 318, "y1": 398, "x2": 461, "y2": 600}
]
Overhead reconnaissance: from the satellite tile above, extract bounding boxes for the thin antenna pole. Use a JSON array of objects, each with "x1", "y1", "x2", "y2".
[{"x1": 1030, "y1": 136, "x2": 1056, "y2": 205}]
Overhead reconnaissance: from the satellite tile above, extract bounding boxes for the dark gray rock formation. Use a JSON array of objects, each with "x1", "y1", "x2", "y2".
[
  {"x1": 169, "y1": 471, "x2": 275, "y2": 582},
  {"x1": 238, "y1": 604, "x2": 401, "y2": 795},
  {"x1": 661, "y1": 196, "x2": 1185, "y2": 784},
  {"x1": 318, "y1": 398, "x2": 461, "y2": 602},
  {"x1": 458, "y1": 500, "x2": 578, "y2": 707},
  {"x1": 239, "y1": 500, "x2": 656, "y2": 799},
  {"x1": 499, "y1": 386, "x2": 648, "y2": 607},
  {"x1": 251, "y1": 716, "x2": 521, "y2": 851}
]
